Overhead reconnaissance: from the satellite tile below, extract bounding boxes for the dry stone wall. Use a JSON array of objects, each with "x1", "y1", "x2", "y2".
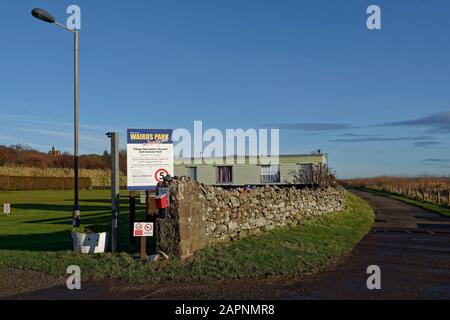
[{"x1": 157, "y1": 177, "x2": 346, "y2": 259}]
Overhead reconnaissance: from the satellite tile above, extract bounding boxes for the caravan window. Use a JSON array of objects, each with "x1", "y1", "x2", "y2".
[
  {"x1": 216, "y1": 166, "x2": 233, "y2": 183},
  {"x1": 187, "y1": 167, "x2": 197, "y2": 181},
  {"x1": 261, "y1": 165, "x2": 280, "y2": 183}
]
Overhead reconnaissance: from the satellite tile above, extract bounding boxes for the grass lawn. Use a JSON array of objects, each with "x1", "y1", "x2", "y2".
[
  {"x1": 0, "y1": 190, "x2": 148, "y2": 251},
  {"x1": 0, "y1": 190, "x2": 374, "y2": 282},
  {"x1": 355, "y1": 187, "x2": 450, "y2": 218}
]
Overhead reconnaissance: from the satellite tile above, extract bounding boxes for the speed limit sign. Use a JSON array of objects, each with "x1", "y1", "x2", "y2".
[{"x1": 155, "y1": 168, "x2": 169, "y2": 182}]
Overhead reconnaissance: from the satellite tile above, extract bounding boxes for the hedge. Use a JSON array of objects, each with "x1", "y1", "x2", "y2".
[{"x1": 0, "y1": 175, "x2": 91, "y2": 191}]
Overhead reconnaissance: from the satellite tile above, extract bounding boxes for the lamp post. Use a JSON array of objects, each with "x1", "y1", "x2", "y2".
[{"x1": 31, "y1": 8, "x2": 81, "y2": 227}]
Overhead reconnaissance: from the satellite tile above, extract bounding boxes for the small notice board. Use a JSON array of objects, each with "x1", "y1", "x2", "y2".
[
  {"x1": 133, "y1": 222, "x2": 154, "y2": 237},
  {"x1": 126, "y1": 129, "x2": 174, "y2": 191}
]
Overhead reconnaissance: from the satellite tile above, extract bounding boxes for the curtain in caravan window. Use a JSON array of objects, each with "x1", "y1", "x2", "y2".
[
  {"x1": 261, "y1": 165, "x2": 280, "y2": 183},
  {"x1": 217, "y1": 166, "x2": 233, "y2": 183}
]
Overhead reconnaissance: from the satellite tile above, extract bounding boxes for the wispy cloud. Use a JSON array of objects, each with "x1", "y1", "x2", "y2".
[
  {"x1": 0, "y1": 134, "x2": 21, "y2": 142},
  {"x1": 420, "y1": 158, "x2": 450, "y2": 169},
  {"x1": 268, "y1": 111, "x2": 450, "y2": 135},
  {"x1": 266, "y1": 123, "x2": 354, "y2": 131},
  {"x1": 19, "y1": 128, "x2": 106, "y2": 144},
  {"x1": 330, "y1": 136, "x2": 435, "y2": 143},
  {"x1": 338, "y1": 133, "x2": 380, "y2": 138},
  {"x1": 374, "y1": 111, "x2": 450, "y2": 134},
  {"x1": 414, "y1": 141, "x2": 442, "y2": 148},
  {"x1": 420, "y1": 158, "x2": 450, "y2": 163},
  {"x1": 0, "y1": 113, "x2": 111, "y2": 132}
]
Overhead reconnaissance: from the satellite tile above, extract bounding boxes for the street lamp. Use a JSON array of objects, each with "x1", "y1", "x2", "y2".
[{"x1": 31, "y1": 8, "x2": 81, "y2": 227}]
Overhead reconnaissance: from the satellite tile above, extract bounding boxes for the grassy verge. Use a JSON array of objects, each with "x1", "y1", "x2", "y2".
[
  {"x1": 0, "y1": 191, "x2": 374, "y2": 282},
  {"x1": 354, "y1": 187, "x2": 450, "y2": 218}
]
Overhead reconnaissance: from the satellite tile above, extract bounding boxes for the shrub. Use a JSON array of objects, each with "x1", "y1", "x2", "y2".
[
  {"x1": 288, "y1": 163, "x2": 337, "y2": 188},
  {"x1": 0, "y1": 175, "x2": 91, "y2": 191},
  {"x1": 0, "y1": 176, "x2": 9, "y2": 191},
  {"x1": 72, "y1": 224, "x2": 109, "y2": 234}
]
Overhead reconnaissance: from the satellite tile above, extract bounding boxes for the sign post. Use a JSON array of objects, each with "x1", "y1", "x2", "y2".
[
  {"x1": 129, "y1": 191, "x2": 136, "y2": 245},
  {"x1": 127, "y1": 129, "x2": 174, "y2": 256},
  {"x1": 140, "y1": 237, "x2": 147, "y2": 262},
  {"x1": 133, "y1": 222, "x2": 154, "y2": 262},
  {"x1": 106, "y1": 132, "x2": 120, "y2": 252}
]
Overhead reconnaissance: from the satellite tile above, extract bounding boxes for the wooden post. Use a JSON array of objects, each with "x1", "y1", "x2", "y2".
[
  {"x1": 145, "y1": 190, "x2": 156, "y2": 255},
  {"x1": 140, "y1": 237, "x2": 147, "y2": 262},
  {"x1": 145, "y1": 190, "x2": 152, "y2": 217},
  {"x1": 129, "y1": 191, "x2": 136, "y2": 245}
]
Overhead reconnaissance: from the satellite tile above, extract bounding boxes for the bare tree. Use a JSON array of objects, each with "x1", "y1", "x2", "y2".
[{"x1": 288, "y1": 163, "x2": 337, "y2": 188}]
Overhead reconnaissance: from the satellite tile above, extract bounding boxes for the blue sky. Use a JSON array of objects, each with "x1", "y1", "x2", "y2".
[{"x1": 0, "y1": 0, "x2": 449, "y2": 178}]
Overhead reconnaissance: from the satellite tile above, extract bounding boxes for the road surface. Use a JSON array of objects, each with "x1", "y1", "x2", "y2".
[{"x1": 3, "y1": 190, "x2": 450, "y2": 300}]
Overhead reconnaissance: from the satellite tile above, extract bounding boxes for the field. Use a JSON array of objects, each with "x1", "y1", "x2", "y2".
[
  {"x1": 343, "y1": 176, "x2": 450, "y2": 217},
  {"x1": 343, "y1": 176, "x2": 450, "y2": 205},
  {"x1": 0, "y1": 190, "x2": 374, "y2": 282}
]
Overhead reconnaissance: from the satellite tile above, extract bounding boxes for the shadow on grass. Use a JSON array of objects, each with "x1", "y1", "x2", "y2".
[
  {"x1": 0, "y1": 219, "x2": 139, "y2": 252},
  {"x1": 26, "y1": 211, "x2": 111, "y2": 225},
  {"x1": 1, "y1": 196, "x2": 148, "y2": 251},
  {"x1": 0, "y1": 230, "x2": 73, "y2": 251},
  {"x1": 12, "y1": 203, "x2": 108, "y2": 213},
  {"x1": 24, "y1": 209, "x2": 146, "y2": 227},
  {"x1": 63, "y1": 197, "x2": 130, "y2": 205}
]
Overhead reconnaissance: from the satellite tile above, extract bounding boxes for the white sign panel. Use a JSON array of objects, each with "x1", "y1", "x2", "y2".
[
  {"x1": 127, "y1": 129, "x2": 174, "y2": 191},
  {"x1": 3, "y1": 203, "x2": 10, "y2": 215},
  {"x1": 133, "y1": 222, "x2": 154, "y2": 237}
]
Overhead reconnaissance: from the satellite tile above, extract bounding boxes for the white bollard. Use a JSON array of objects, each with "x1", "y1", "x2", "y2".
[{"x1": 3, "y1": 203, "x2": 10, "y2": 215}]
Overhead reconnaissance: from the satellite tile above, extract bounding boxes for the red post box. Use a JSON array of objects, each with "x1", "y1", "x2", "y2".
[{"x1": 155, "y1": 194, "x2": 167, "y2": 209}]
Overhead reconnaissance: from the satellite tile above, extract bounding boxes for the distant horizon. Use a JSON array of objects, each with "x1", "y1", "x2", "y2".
[{"x1": 1, "y1": 142, "x2": 449, "y2": 180}]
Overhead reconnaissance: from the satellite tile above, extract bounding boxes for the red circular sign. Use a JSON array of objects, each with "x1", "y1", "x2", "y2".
[
  {"x1": 145, "y1": 224, "x2": 153, "y2": 231},
  {"x1": 154, "y1": 168, "x2": 169, "y2": 182}
]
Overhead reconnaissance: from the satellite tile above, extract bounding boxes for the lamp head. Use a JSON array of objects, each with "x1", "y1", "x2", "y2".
[{"x1": 31, "y1": 8, "x2": 56, "y2": 24}]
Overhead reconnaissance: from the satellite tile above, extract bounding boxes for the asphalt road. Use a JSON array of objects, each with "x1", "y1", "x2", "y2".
[{"x1": 3, "y1": 190, "x2": 450, "y2": 300}]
